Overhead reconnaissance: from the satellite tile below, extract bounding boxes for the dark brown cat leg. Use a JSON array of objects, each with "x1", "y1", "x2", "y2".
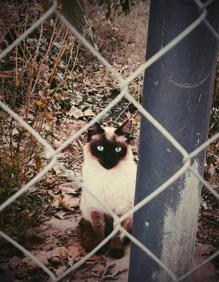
[
  {"x1": 79, "y1": 216, "x2": 108, "y2": 254},
  {"x1": 104, "y1": 214, "x2": 113, "y2": 237},
  {"x1": 109, "y1": 233, "x2": 124, "y2": 259},
  {"x1": 108, "y1": 216, "x2": 132, "y2": 259},
  {"x1": 79, "y1": 218, "x2": 97, "y2": 252}
]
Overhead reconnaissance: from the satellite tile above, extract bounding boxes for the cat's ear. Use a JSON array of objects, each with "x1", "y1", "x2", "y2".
[
  {"x1": 115, "y1": 120, "x2": 132, "y2": 141},
  {"x1": 87, "y1": 123, "x2": 104, "y2": 141}
]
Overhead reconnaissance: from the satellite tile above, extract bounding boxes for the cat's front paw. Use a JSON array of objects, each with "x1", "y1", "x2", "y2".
[
  {"x1": 108, "y1": 234, "x2": 125, "y2": 259},
  {"x1": 108, "y1": 247, "x2": 125, "y2": 259},
  {"x1": 79, "y1": 218, "x2": 107, "y2": 254}
]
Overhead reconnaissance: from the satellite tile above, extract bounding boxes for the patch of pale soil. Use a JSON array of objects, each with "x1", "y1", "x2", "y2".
[
  {"x1": 70, "y1": 244, "x2": 130, "y2": 282},
  {"x1": 112, "y1": 0, "x2": 150, "y2": 73},
  {"x1": 192, "y1": 243, "x2": 218, "y2": 282},
  {"x1": 86, "y1": 0, "x2": 150, "y2": 75},
  {"x1": 43, "y1": 217, "x2": 78, "y2": 234},
  {"x1": 34, "y1": 216, "x2": 130, "y2": 281}
]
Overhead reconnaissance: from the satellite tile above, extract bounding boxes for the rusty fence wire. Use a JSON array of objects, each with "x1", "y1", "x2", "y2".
[{"x1": 0, "y1": 0, "x2": 219, "y2": 281}]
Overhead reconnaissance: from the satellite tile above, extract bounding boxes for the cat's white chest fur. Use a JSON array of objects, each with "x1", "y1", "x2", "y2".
[{"x1": 80, "y1": 144, "x2": 137, "y2": 221}]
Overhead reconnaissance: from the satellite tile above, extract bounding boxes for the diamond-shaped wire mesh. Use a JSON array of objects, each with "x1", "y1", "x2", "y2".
[{"x1": 0, "y1": 0, "x2": 219, "y2": 281}]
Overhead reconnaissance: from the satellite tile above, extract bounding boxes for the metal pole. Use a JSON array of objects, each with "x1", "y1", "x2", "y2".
[{"x1": 128, "y1": 0, "x2": 219, "y2": 281}]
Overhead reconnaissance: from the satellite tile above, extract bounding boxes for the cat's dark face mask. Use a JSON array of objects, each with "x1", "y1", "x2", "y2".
[
  {"x1": 90, "y1": 138, "x2": 127, "y2": 170},
  {"x1": 87, "y1": 121, "x2": 132, "y2": 170}
]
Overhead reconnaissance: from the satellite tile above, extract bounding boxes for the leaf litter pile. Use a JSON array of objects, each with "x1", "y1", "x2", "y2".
[
  {"x1": 0, "y1": 1, "x2": 143, "y2": 281},
  {"x1": 0, "y1": 1, "x2": 218, "y2": 281}
]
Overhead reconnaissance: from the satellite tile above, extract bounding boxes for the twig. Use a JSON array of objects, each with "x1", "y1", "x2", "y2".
[
  {"x1": 201, "y1": 216, "x2": 219, "y2": 227},
  {"x1": 102, "y1": 267, "x2": 128, "y2": 281},
  {"x1": 33, "y1": 22, "x2": 44, "y2": 61},
  {"x1": 25, "y1": 60, "x2": 34, "y2": 120}
]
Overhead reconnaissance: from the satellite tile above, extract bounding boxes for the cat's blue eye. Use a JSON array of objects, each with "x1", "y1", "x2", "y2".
[
  {"x1": 115, "y1": 146, "x2": 122, "y2": 153},
  {"x1": 97, "y1": 145, "x2": 104, "y2": 152}
]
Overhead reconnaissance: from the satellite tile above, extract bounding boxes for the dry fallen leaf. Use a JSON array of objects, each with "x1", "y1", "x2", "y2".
[
  {"x1": 50, "y1": 182, "x2": 81, "y2": 211},
  {"x1": 51, "y1": 195, "x2": 62, "y2": 208},
  {"x1": 60, "y1": 195, "x2": 80, "y2": 211},
  {"x1": 50, "y1": 194, "x2": 80, "y2": 211},
  {"x1": 68, "y1": 246, "x2": 81, "y2": 259},
  {"x1": 58, "y1": 182, "x2": 81, "y2": 194},
  {"x1": 83, "y1": 108, "x2": 95, "y2": 117},
  {"x1": 68, "y1": 106, "x2": 83, "y2": 119},
  {"x1": 55, "y1": 211, "x2": 67, "y2": 219},
  {"x1": 21, "y1": 244, "x2": 82, "y2": 270}
]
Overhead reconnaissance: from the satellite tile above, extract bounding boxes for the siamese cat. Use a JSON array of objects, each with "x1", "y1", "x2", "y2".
[{"x1": 79, "y1": 120, "x2": 136, "y2": 258}]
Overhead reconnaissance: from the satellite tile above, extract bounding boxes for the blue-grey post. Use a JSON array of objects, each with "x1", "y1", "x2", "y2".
[{"x1": 128, "y1": 0, "x2": 219, "y2": 281}]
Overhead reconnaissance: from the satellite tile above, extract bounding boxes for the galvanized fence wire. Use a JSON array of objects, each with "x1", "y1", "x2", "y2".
[{"x1": 0, "y1": 0, "x2": 219, "y2": 281}]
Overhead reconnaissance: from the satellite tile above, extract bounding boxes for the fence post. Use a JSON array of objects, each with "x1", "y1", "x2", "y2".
[{"x1": 128, "y1": 1, "x2": 219, "y2": 281}]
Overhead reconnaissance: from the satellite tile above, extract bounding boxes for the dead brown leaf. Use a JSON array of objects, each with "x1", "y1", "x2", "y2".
[
  {"x1": 60, "y1": 195, "x2": 80, "y2": 211},
  {"x1": 58, "y1": 182, "x2": 81, "y2": 194}
]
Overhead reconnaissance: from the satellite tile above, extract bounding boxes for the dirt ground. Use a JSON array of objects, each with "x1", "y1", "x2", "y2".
[{"x1": 85, "y1": 0, "x2": 150, "y2": 74}]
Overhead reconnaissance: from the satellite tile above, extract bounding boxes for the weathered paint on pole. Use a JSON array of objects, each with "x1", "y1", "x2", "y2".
[{"x1": 128, "y1": 0, "x2": 219, "y2": 281}]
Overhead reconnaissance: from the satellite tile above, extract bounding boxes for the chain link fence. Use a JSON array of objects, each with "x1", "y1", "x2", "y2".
[{"x1": 0, "y1": 0, "x2": 219, "y2": 281}]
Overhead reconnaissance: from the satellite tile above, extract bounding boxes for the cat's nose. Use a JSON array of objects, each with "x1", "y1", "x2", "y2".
[{"x1": 101, "y1": 159, "x2": 117, "y2": 170}]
